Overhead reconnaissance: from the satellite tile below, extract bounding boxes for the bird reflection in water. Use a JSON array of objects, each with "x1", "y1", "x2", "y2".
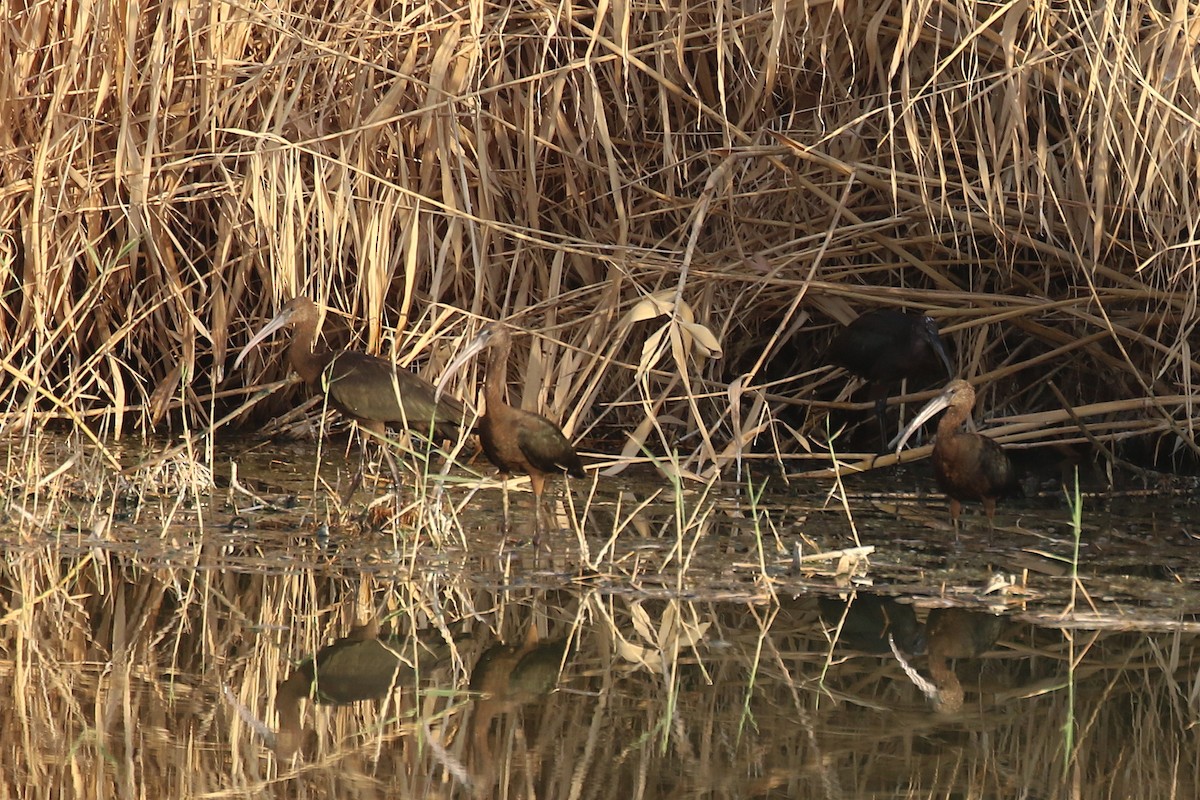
[
  {"x1": 467, "y1": 626, "x2": 570, "y2": 795},
  {"x1": 269, "y1": 615, "x2": 569, "y2": 778},
  {"x1": 818, "y1": 594, "x2": 926, "y2": 655},
  {"x1": 272, "y1": 618, "x2": 461, "y2": 758},
  {"x1": 890, "y1": 608, "x2": 1004, "y2": 714}
]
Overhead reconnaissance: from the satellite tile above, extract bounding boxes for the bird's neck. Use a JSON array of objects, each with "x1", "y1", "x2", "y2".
[
  {"x1": 289, "y1": 330, "x2": 333, "y2": 384},
  {"x1": 938, "y1": 406, "x2": 972, "y2": 437},
  {"x1": 484, "y1": 351, "x2": 508, "y2": 411}
]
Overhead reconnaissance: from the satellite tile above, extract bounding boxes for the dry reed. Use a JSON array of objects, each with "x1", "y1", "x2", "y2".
[{"x1": 1, "y1": 0, "x2": 1199, "y2": 481}]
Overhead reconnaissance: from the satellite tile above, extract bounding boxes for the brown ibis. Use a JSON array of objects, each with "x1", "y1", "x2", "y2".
[
  {"x1": 923, "y1": 608, "x2": 1003, "y2": 713},
  {"x1": 233, "y1": 296, "x2": 466, "y2": 483},
  {"x1": 888, "y1": 607, "x2": 1003, "y2": 714},
  {"x1": 436, "y1": 322, "x2": 586, "y2": 533},
  {"x1": 893, "y1": 379, "x2": 1021, "y2": 530},
  {"x1": 826, "y1": 309, "x2": 954, "y2": 448}
]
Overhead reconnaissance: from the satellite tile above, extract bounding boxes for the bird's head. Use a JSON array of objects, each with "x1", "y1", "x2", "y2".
[
  {"x1": 232, "y1": 297, "x2": 318, "y2": 370},
  {"x1": 891, "y1": 378, "x2": 976, "y2": 453},
  {"x1": 435, "y1": 321, "x2": 513, "y2": 401}
]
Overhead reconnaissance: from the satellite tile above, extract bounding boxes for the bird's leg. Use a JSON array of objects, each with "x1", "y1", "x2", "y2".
[
  {"x1": 983, "y1": 498, "x2": 997, "y2": 544},
  {"x1": 529, "y1": 473, "x2": 547, "y2": 545},
  {"x1": 872, "y1": 393, "x2": 890, "y2": 454},
  {"x1": 380, "y1": 445, "x2": 403, "y2": 491},
  {"x1": 949, "y1": 499, "x2": 962, "y2": 538},
  {"x1": 499, "y1": 473, "x2": 510, "y2": 536},
  {"x1": 362, "y1": 420, "x2": 402, "y2": 492},
  {"x1": 339, "y1": 435, "x2": 369, "y2": 506},
  {"x1": 341, "y1": 467, "x2": 365, "y2": 507}
]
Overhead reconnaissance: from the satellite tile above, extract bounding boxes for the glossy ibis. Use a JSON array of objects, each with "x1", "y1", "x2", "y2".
[
  {"x1": 826, "y1": 309, "x2": 954, "y2": 448},
  {"x1": 893, "y1": 379, "x2": 1020, "y2": 530},
  {"x1": 274, "y1": 618, "x2": 460, "y2": 758},
  {"x1": 233, "y1": 296, "x2": 466, "y2": 483},
  {"x1": 923, "y1": 608, "x2": 1003, "y2": 713},
  {"x1": 436, "y1": 322, "x2": 586, "y2": 533},
  {"x1": 888, "y1": 607, "x2": 1003, "y2": 714}
]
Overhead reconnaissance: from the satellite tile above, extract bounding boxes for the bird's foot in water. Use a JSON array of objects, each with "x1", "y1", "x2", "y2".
[{"x1": 339, "y1": 468, "x2": 366, "y2": 507}]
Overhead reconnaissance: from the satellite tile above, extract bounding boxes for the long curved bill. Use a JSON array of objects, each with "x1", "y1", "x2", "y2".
[
  {"x1": 919, "y1": 316, "x2": 954, "y2": 379},
  {"x1": 930, "y1": 335, "x2": 953, "y2": 380},
  {"x1": 434, "y1": 324, "x2": 499, "y2": 402},
  {"x1": 232, "y1": 305, "x2": 301, "y2": 370},
  {"x1": 891, "y1": 384, "x2": 955, "y2": 453}
]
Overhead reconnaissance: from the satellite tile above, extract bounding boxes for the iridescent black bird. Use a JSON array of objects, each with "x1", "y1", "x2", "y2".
[
  {"x1": 437, "y1": 322, "x2": 586, "y2": 532},
  {"x1": 233, "y1": 296, "x2": 466, "y2": 481},
  {"x1": 827, "y1": 309, "x2": 954, "y2": 448},
  {"x1": 894, "y1": 379, "x2": 1021, "y2": 530}
]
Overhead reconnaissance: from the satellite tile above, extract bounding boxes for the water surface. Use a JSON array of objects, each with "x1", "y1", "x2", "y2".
[{"x1": 1, "y1": 433, "x2": 1197, "y2": 798}]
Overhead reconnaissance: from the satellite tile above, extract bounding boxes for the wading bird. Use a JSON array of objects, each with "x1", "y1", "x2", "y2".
[
  {"x1": 923, "y1": 608, "x2": 1003, "y2": 713},
  {"x1": 233, "y1": 296, "x2": 466, "y2": 483},
  {"x1": 827, "y1": 309, "x2": 954, "y2": 448},
  {"x1": 893, "y1": 379, "x2": 1020, "y2": 531},
  {"x1": 436, "y1": 322, "x2": 585, "y2": 534},
  {"x1": 274, "y1": 618, "x2": 458, "y2": 758},
  {"x1": 887, "y1": 607, "x2": 1003, "y2": 714}
]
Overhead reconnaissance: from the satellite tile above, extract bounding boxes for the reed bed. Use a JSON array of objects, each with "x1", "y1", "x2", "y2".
[{"x1": 0, "y1": 0, "x2": 1198, "y2": 478}]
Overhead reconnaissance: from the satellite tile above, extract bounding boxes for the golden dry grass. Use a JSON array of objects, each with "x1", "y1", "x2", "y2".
[{"x1": 1, "y1": 0, "x2": 1198, "y2": 476}]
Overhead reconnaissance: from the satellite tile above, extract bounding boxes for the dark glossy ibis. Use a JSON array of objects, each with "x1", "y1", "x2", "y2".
[
  {"x1": 888, "y1": 607, "x2": 1003, "y2": 714},
  {"x1": 233, "y1": 296, "x2": 466, "y2": 483},
  {"x1": 274, "y1": 618, "x2": 460, "y2": 758},
  {"x1": 893, "y1": 379, "x2": 1021, "y2": 530},
  {"x1": 923, "y1": 608, "x2": 1003, "y2": 713},
  {"x1": 826, "y1": 309, "x2": 954, "y2": 448},
  {"x1": 436, "y1": 322, "x2": 586, "y2": 532}
]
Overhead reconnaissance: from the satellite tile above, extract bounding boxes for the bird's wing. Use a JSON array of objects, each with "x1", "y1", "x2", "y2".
[
  {"x1": 515, "y1": 413, "x2": 586, "y2": 477},
  {"x1": 326, "y1": 352, "x2": 465, "y2": 427},
  {"x1": 978, "y1": 437, "x2": 1021, "y2": 496}
]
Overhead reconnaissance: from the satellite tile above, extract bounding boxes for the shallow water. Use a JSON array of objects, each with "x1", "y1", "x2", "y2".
[{"x1": 1, "y1": 433, "x2": 1198, "y2": 798}]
